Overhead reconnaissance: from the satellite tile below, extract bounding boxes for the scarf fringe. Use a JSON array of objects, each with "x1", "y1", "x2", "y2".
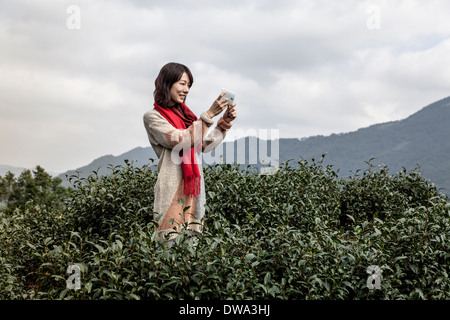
[{"x1": 184, "y1": 176, "x2": 201, "y2": 198}]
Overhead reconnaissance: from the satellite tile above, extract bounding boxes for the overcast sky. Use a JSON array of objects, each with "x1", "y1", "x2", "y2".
[{"x1": 1, "y1": 0, "x2": 450, "y2": 173}]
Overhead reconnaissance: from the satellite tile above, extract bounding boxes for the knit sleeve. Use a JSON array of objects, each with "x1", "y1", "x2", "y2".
[
  {"x1": 143, "y1": 109, "x2": 203, "y2": 150},
  {"x1": 202, "y1": 127, "x2": 226, "y2": 154}
]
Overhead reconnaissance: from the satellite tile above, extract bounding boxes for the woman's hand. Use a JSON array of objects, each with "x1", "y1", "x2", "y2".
[
  {"x1": 223, "y1": 103, "x2": 237, "y2": 123},
  {"x1": 207, "y1": 91, "x2": 229, "y2": 118}
]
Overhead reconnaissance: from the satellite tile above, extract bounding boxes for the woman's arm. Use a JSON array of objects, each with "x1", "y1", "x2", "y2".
[
  {"x1": 143, "y1": 92, "x2": 232, "y2": 151},
  {"x1": 202, "y1": 103, "x2": 236, "y2": 153},
  {"x1": 143, "y1": 110, "x2": 206, "y2": 150}
]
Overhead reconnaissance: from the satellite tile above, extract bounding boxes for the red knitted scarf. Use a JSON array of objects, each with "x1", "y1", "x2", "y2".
[{"x1": 153, "y1": 102, "x2": 201, "y2": 198}]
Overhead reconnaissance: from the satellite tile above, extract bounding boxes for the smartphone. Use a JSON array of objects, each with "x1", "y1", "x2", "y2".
[{"x1": 221, "y1": 88, "x2": 236, "y2": 106}]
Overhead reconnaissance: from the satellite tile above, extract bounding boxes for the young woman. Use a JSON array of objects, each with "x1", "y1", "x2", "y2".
[{"x1": 143, "y1": 62, "x2": 237, "y2": 245}]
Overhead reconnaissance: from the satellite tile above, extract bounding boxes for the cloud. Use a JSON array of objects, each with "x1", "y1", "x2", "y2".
[{"x1": 1, "y1": 0, "x2": 450, "y2": 172}]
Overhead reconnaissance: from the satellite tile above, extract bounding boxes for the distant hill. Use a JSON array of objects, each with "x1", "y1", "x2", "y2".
[
  {"x1": 56, "y1": 96, "x2": 450, "y2": 194},
  {"x1": 57, "y1": 146, "x2": 157, "y2": 187},
  {"x1": 286, "y1": 95, "x2": 450, "y2": 194}
]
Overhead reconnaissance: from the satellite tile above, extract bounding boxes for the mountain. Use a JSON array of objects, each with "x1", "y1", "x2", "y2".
[
  {"x1": 57, "y1": 146, "x2": 157, "y2": 187},
  {"x1": 286, "y1": 95, "x2": 450, "y2": 193},
  {"x1": 57, "y1": 96, "x2": 450, "y2": 194}
]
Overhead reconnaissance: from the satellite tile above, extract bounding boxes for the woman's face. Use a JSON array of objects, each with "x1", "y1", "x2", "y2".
[{"x1": 169, "y1": 72, "x2": 191, "y2": 105}]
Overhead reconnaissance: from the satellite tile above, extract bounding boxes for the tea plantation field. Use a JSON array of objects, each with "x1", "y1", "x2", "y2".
[{"x1": 1, "y1": 158, "x2": 449, "y2": 299}]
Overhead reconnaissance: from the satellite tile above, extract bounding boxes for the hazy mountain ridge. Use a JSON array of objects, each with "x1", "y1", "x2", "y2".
[
  {"x1": 55, "y1": 146, "x2": 157, "y2": 187},
  {"x1": 289, "y1": 96, "x2": 450, "y2": 193}
]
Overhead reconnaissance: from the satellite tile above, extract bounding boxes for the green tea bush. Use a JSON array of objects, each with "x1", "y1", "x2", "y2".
[
  {"x1": 339, "y1": 160, "x2": 440, "y2": 227},
  {"x1": 0, "y1": 158, "x2": 449, "y2": 300},
  {"x1": 204, "y1": 158, "x2": 341, "y2": 231},
  {"x1": 0, "y1": 202, "x2": 68, "y2": 299},
  {"x1": 66, "y1": 160, "x2": 157, "y2": 238}
]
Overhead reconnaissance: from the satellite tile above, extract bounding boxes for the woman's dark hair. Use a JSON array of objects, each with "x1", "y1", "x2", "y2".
[{"x1": 154, "y1": 62, "x2": 194, "y2": 108}]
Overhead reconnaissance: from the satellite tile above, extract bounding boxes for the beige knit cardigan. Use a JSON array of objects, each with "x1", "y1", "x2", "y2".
[{"x1": 143, "y1": 108, "x2": 227, "y2": 241}]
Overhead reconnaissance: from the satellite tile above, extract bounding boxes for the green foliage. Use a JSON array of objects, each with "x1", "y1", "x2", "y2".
[
  {"x1": 338, "y1": 159, "x2": 437, "y2": 227},
  {"x1": 66, "y1": 160, "x2": 157, "y2": 238},
  {"x1": 0, "y1": 158, "x2": 449, "y2": 300},
  {"x1": 0, "y1": 166, "x2": 71, "y2": 215}
]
